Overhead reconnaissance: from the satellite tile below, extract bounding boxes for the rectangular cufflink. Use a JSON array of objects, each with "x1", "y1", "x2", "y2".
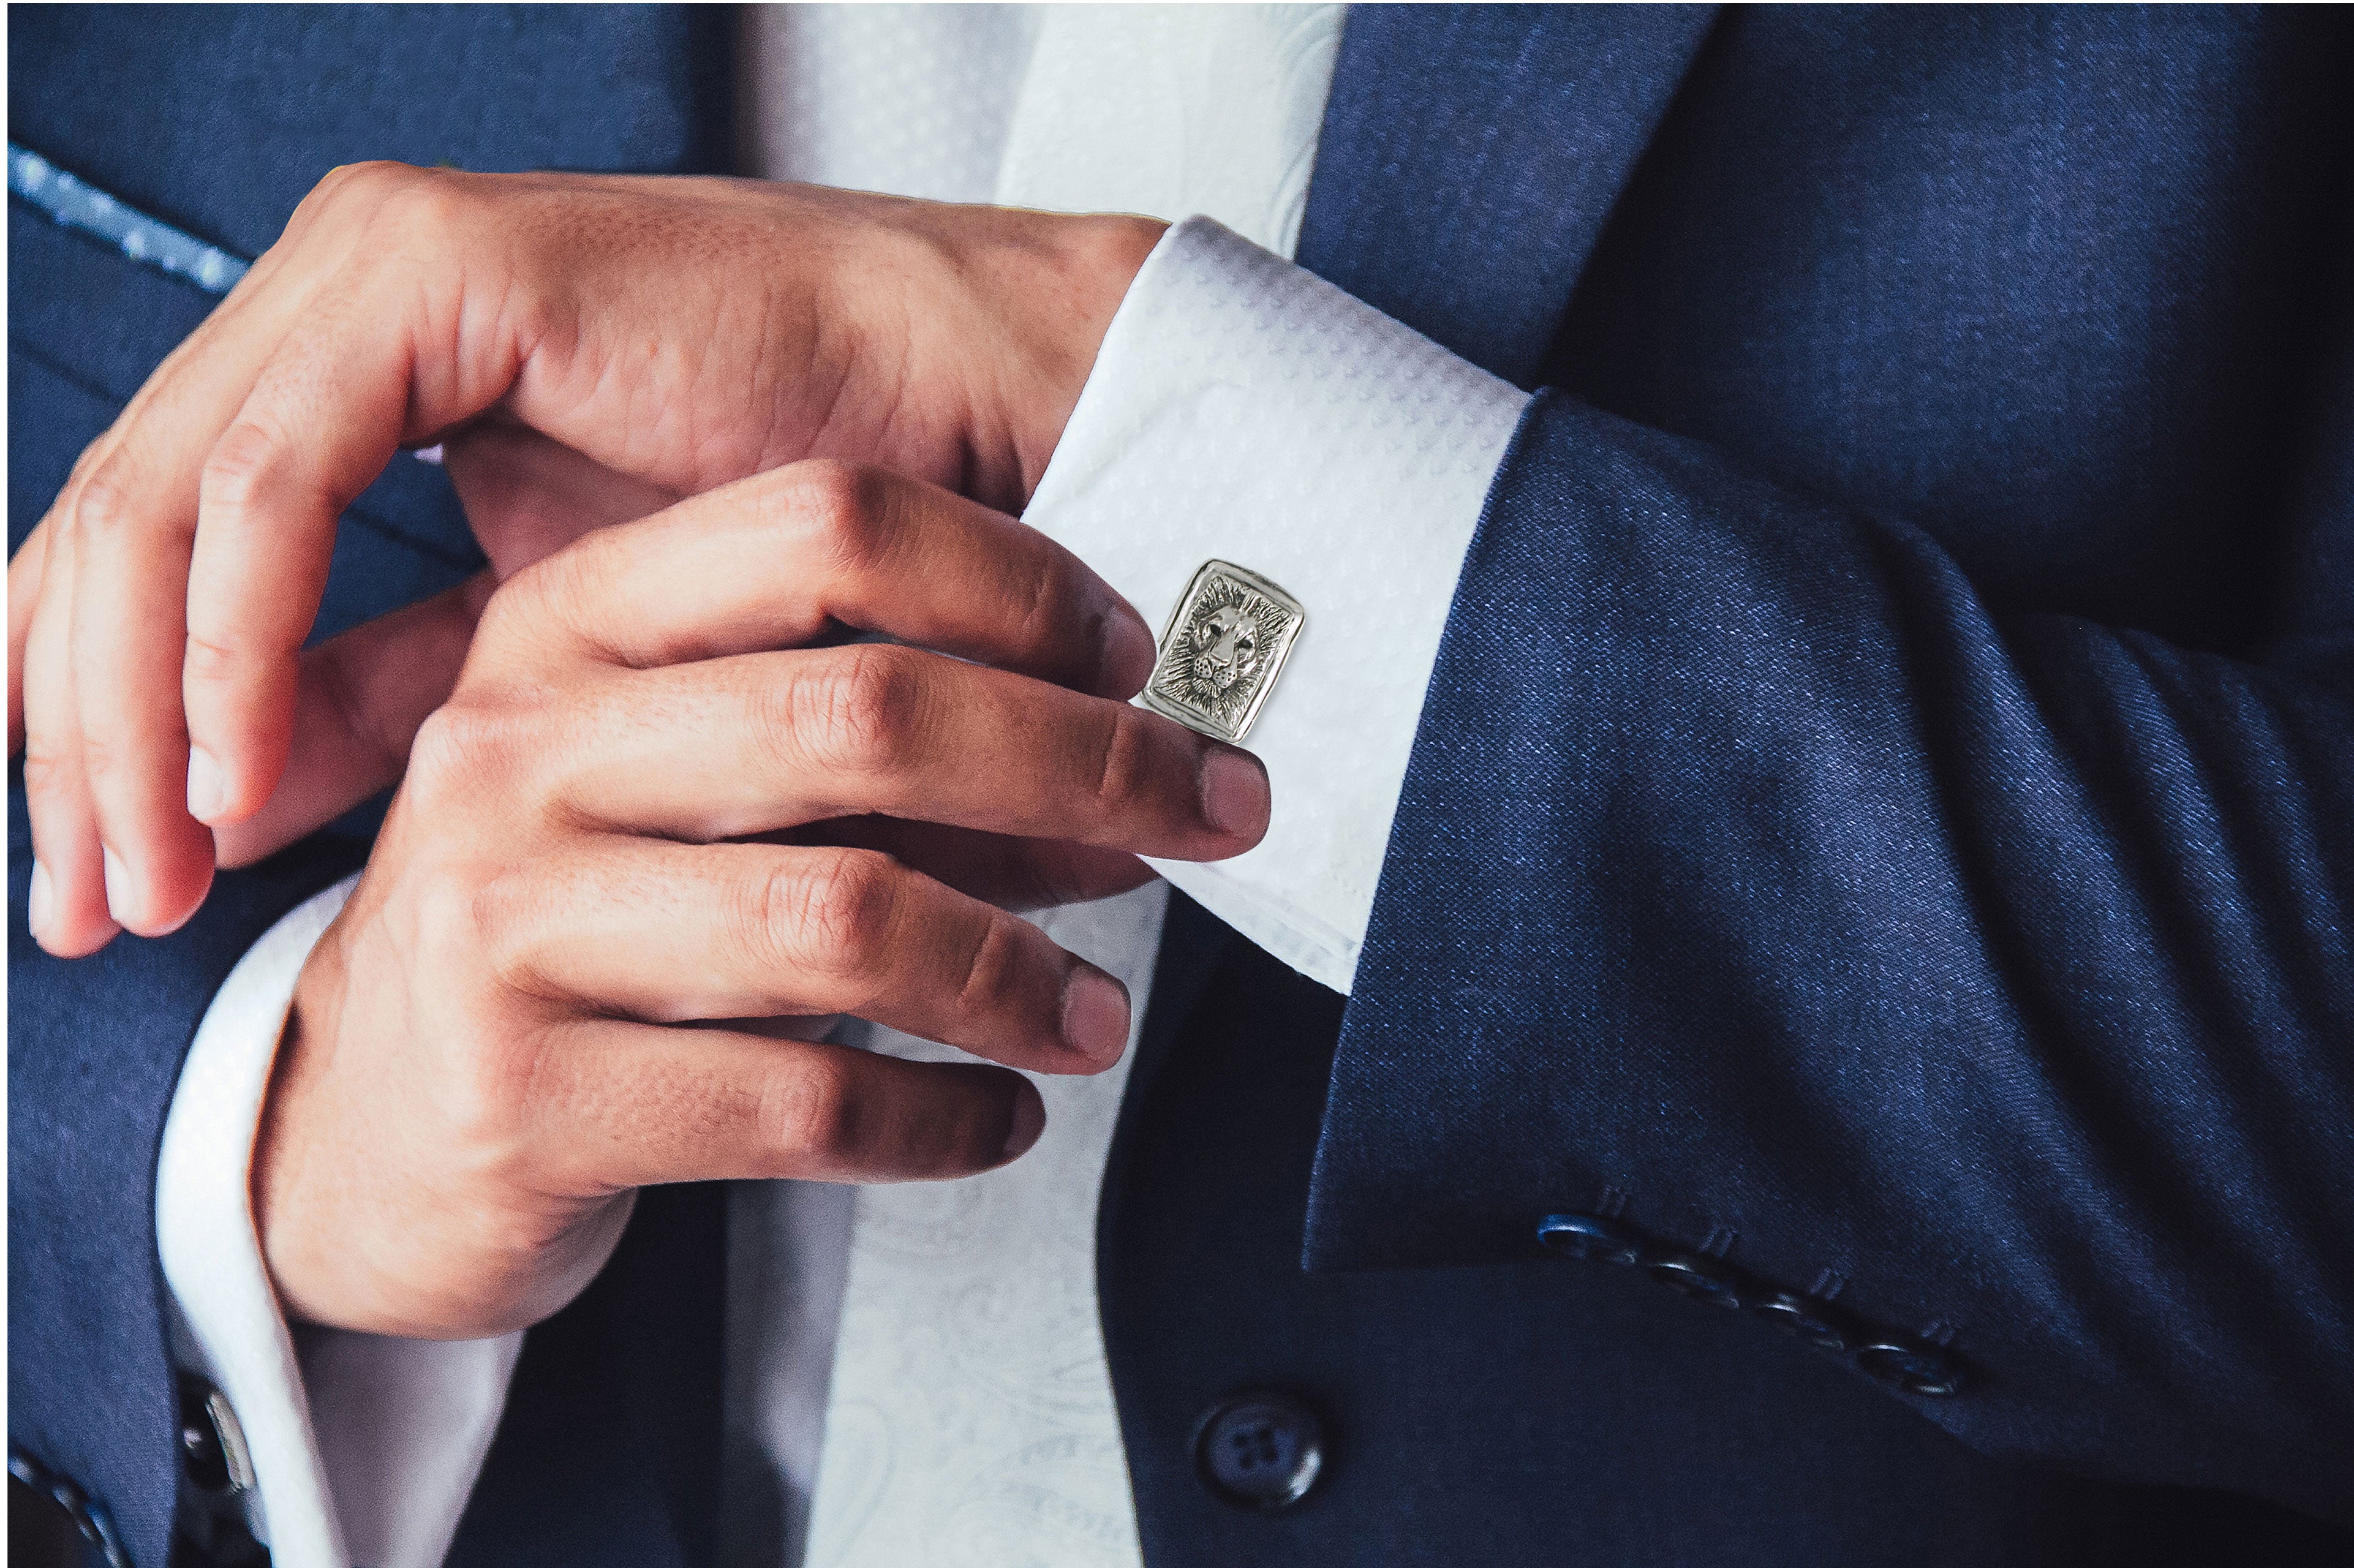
[{"x1": 1139, "y1": 560, "x2": 1305, "y2": 744}]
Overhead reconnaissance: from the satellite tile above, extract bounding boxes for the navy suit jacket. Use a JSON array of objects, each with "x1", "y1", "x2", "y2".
[{"x1": 10, "y1": 7, "x2": 2352, "y2": 1567}]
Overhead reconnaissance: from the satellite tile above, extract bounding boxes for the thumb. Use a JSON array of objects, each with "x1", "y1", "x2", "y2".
[
  {"x1": 213, "y1": 574, "x2": 492, "y2": 867},
  {"x1": 214, "y1": 428, "x2": 679, "y2": 866},
  {"x1": 441, "y1": 423, "x2": 681, "y2": 581}
]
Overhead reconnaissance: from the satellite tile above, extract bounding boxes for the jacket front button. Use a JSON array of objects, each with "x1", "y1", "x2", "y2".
[{"x1": 1194, "y1": 1389, "x2": 1326, "y2": 1511}]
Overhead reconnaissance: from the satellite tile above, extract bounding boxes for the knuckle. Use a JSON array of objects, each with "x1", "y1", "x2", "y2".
[
  {"x1": 64, "y1": 443, "x2": 156, "y2": 550},
  {"x1": 472, "y1": 557, "x2": 589, "y2": 666},
  {"x1": 783, "y1": 459, "x2": 891, "y2": 565},
  {"x1": 792, "y1": 645, "x2": 927, "y2": 774},
  {"x1": 758, "y1": 1055, "x2": 861, "y2": 1161},
  {"x1": 73, "y1": 724, "x2": 127, "y2": 786},
  {"x1": 473, "y1": 534, "x2": 607, "y2": 663},
  {"x1": 1087, "y1": 703, "x2": 1154, "y2": 810},
  {"x1": 314, "y1": 159, "x2": 410, "y2": 210},
  {"x1": 17, "y1": 737, "x2": 74, "y2": 800},
  {"x1": 403, "y1": 701, "x2": 515, "y2": 812},
  {"x1": 182, "y1": 628, "x2": 261, "y2": 690},
  {"x1": 199, "y1": 420, "x2": 285, "y2": 515},
  {"x1": 469, "y1": 866, "x2": 544, "y2": 990},
  {"x1": 494, "y1": 545, "x2": 596, "y2": 646},
  {"x1": 1009, "y1": 553, "x2": 1065, "y2": 657},
  {"x1": 366, "y1": 164, "x2": 472, "y2": 241},
  {"x1": 951, "y1": 914, "x2": 1026, "y2": 1023},
  {"x1": 470, "y1": 575, "x2": 539, "y2": 657},
  {"x1": 768, "y1": 848, "x2": 900, "y2": 989}
]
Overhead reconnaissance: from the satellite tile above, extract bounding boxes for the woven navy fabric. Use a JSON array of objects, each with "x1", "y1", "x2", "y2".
[
  {"x1": 1301, "y1": 0, "x2": 2354, "y2": 1528},
  {"x1": 9, "y1": 6, "x2": 2353, "y2": 1566}
]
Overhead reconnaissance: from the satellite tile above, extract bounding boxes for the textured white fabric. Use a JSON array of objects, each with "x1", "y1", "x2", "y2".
[
  {"x1": 1023, "y1": 217, "x2": 1530, "y2": 991},
  {"x1": 156, "y1": 876, "x2": 356, "y2": 1566},
  {"x1": 994, "y1": 4, "x2": 1342, "y2": 255},
  {"x1": 739, "y1": 4, "x2": 1042, "y2": 200},
  {"x1": 804, "y1": 885, "x2": 1168, "y2": 1568},
  {"x1": 296, "y1": 1324, "x2": 523, "y2": 1568}
]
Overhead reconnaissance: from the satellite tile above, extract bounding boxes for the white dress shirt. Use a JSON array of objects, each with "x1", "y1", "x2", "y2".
[{"x1": 154, "y1": 7, "x2": 1530, "y2": 1566}]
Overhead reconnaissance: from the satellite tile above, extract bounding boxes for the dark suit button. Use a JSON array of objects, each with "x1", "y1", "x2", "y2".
[
  {"x1": 1194, "y1": 1390, "x2": 1325, "y2": 1510},
  {"x1": 1536, "y1": 1212, "x2": 1642, "y2": 1265},
  {"x1": 1855, "y1": 1341, "x2": 1966, "y2": 1396},
  {"x1": 1643, "y1": 1251, "x2": 1745, "y2": 1308},
  {"x1": 1749, "y1": 1290, "x2": 1850, "y2": 1351}
]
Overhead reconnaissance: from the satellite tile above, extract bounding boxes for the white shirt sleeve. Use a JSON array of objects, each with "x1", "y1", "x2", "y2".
[
  {"x1": 156, "y1": 874, "x2": 521, "y2": 1568},
  {"x1": 1020, "y1": 215, "x2": 1534, "y2": 993}
]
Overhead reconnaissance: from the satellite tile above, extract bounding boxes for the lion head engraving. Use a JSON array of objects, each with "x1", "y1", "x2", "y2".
[
  {"x1": 1152, "y1": 576, "x2": 1294, "y2": 726},
  {"x1": 1188, "y1": 603, "x2": 1262, "y2": 692}
]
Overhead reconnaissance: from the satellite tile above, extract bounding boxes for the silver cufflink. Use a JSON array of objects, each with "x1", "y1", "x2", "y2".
[{"x1": 1139, "y1": 560, "x2": 1305, "y2": 744}]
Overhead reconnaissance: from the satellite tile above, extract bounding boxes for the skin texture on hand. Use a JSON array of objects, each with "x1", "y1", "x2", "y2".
[
  {"x1": 252, "y1": 461, "x2": 1270, "y2": 1340},
  {"x1": 7, "y1": 165, "x2": 1166, "y2": 957}
]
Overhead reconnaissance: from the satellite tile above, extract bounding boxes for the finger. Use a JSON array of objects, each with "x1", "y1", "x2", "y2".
[
  {"x1": 27, "y1": 164, "x2": 480, "y2": 932},
  {"x1": 533, "y1": 1020, "x2": 1046, "y2": 1191},
  {"x1": 212, "y1": 574, "x2": 497, "y2": 869},
  {"x1": 774, "y1": 816, "x2": 1155, "y2": 913},
  {"x1": 440, "y1": 424, "x2": 679, "y2": 581},
  {"x1": 69, "y1": 423, "x2": 217, "y2": 933},
  {"x1": 18, "y1": 516, "x2": 121, "y2": 956},
  {"x1": 545, "y1": 643, "x2": 1270, "y2": 857},
  {"x1": 184, "y1": 192, "x2": 530, "y2": 827},
  {"x1": 182, "y1": 288, "x2": 426, "y2": 827},
  {"x1": 211, "y1": 429, "x2": 680, "y2": 869},
  {"x1": 482, "y1": 840, "x2": 1132, "y2": 1073},
  {"x1": 43, "y1": 197, "x2": 383, "y2": 924},
  {"x1": 481, "y1": 461, "x2": 1156, "y2": 698},
  {"x1": 10, "y1": 520, "x2": 50, "y2": 755}
]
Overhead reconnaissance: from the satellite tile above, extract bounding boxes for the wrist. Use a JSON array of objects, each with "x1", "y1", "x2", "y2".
[
  {"x1": 906, "y1": 208, "x2": 1164, "y2": 511},
  {"x1": 1002, "y1": 213, "x2": 1167, "y2": 504}
]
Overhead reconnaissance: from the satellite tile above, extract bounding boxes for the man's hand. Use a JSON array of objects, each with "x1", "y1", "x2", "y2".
[
  {"x1": 8, "y1": 165, "x2": 1163, "y2": 955},
  {"x1": 257, "y1": 461, "x2": 1269, "y2": 1340}
]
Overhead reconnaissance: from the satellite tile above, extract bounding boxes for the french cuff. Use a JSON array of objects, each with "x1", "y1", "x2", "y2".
[
  {"x1": 1022, "y1": 216, "x2": 1532, "y2": 993},
  {"x1": 156, "y1": 874, "x2": 522, "y2": 1568}
]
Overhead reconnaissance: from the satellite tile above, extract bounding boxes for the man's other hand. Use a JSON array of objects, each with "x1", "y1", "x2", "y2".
[
  {"x1": 254, "y1": 462, "x2": 1269, "y2": 1340},
  {"x1": 8, "y1": 165, "x2": 1164, "y2": 956}
]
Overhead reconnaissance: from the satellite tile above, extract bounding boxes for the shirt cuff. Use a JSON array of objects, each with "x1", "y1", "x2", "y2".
[
  {"x1": 1021, "y1": 216, "x2": 1532, "y2": 993},
  {"x1": 155, "y1": 874, "x2": 521, "y2": 1568}
]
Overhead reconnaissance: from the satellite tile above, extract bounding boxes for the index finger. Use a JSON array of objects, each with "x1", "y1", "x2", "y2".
[{"x1": 478, "y1": 461, "x2": 1158, "y2": 699}]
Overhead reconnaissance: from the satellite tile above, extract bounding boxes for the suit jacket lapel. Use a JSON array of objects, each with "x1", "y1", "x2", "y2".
[{"x1": 1298, "y1": 2, "x2": 1719, "y2": 387}]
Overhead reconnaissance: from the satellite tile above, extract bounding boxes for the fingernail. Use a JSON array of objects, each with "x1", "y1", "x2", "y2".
[
  {"x1": 1095, "y1": 601, "x2": 1158, "y2": 697},
  {"x1": 1061, "y1": 962, "x2": 1132, "y2": 1063},
  {"x1": 1198, "y1": 747, "x2": 1271, "y2": 840},
  {"x1": 26, "y1": 860, "x2": 52, "y2": 937},
  {"x1": 1001, "y1": 1084, "x2": 1046, "y2": 1161},
  {"x1": 186, "y1": 747, "x2": 227, "y2": 822},
  {"x1": 102, "y1": 845, "x2": 139, "y2": 927}
]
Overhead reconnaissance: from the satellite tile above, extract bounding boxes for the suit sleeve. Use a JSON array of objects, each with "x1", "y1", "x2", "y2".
[
  {"x1": 1306, "y1": 371, "x2": 2354, "y2": 1514},
  {"x1": 7, "y1": 777, "x2": 371, "y2": 1568}
]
